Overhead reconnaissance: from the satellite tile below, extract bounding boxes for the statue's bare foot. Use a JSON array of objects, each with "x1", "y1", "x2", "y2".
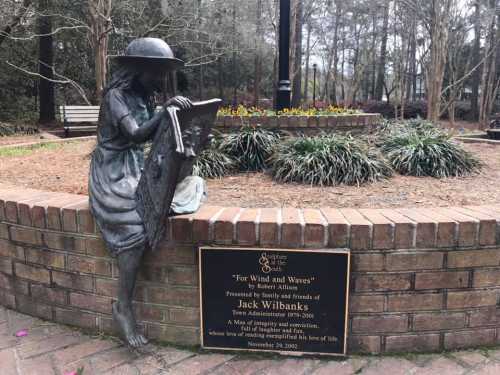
[{"x1": 112, "y1": 301, "x2": 148, "y2": 348}]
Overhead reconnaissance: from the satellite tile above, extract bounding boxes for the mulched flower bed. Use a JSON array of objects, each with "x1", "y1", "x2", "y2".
[{"x1": 1, "y1": 139, "x2": 499, "y2": 208}]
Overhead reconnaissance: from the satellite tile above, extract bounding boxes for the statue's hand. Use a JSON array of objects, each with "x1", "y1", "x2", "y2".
[{"x1": 165, "y1": 96, "x2": 192, "y2": 111}]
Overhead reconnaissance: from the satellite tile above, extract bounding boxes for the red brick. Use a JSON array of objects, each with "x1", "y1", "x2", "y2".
[
  {"x1": 95, "y1": 278, "x2": 117, "y2": 297},
  {"x1": 60, "y1": 198, "x2": 89, "y2": 233},
  {"x1": 348, "y1": 335, "x2": 381, "y2": 354},
  {"x1": 170, "y1": 212, "x2": 194, "y2": 243},
  {"x1": 236, "y1": 208, "x2": 259, "y2": 245},
  {"x1": 417, "y1": 209, "x2": 457, "y2": 248},
  {"x1": 67, "y1": 255, "x2": 111, "y2": 276},
  {"x1": 350, "y1": 295, "x2": 385, "y2": 313},
  {"x1": 70, "y1": 292, "x2": 112, "y2": 314},
  {"x1": 169, "y1": 307, "x2": 200, "y2": 325},
  {"x1": 54, "y1": 307, "x2": 97, "y2": 329},
  {"x1": 452, "y1": 207, "x2": 497, "y2": 246},
  {"x1": 473, "y1": 269, "x2": 500, "y2": 287},
  {"x1": 214, "y1": 207, "x2": 241, "y2": 244},
  {"x1": 469, "y1": 307, "x2": 498, "y2": 327},
  {"x1": 0, "y1": 349, "x2": 17, "y2": 375},
  {"x1": 25, "y1": 248, "x2": 65, "y2": 269},
  {"x1": 15, "y1": 192, "x2": 55, "y2": 226},
  {"x1": 75, "y1": 202, "x2": 95, "y2": 234},
  {"x1": 52, "y1": 270, "x2": 93, "y2": 292},
  {"x1": 387, "y1": 293, "x2": 443, "y2": 312},
  {"x1": 259, "y1": 208, "x2": 279, "y2": 245},
  {"x1": 134, "y1": 303, "x2": 164, "y2": 322},
  {"x1": 147, "y1": 286, "x2": 198, "y2": 307},
  {"x1": 281, "y1": 208, "x2": 302, "y2": 248},
  {"x1": 8, "y1": 227, "x2": 43, "y2": 246},
  {"x1": 144, "y1": 244, "x2": 196, "y2": 265},
  {"x1": 302, "y1": 209, "x2": 326, "y2": 248},
  {"x1": 434, "y1": 208, "x2": 479, "y2": 247},
  {"x1": 352, "y1": 314, "x2": 408, "y2": 333},
  {"x1": 444, "y1": 328, "x2": 496, "y2": 349},
  {"x1": 380, "y1": 209, "x2": 415, "y2": 249},
  {"x1": 0, "y1": 290, "x2": 15, "y2": 308},
  {"x1": 0, "y1": 223, "x2": 8, "y2": 240},
  {"x1": 31, "y1": 283, "x2": 67, "y2": 305},
  {"x1": 0, "y1": 258, "x2": 13, "y2": 275},
  {"x1": 341, "y1": 209, "x2": 372, "y2": 250},
  {"x1": 415, "y1": 271, "x2": 469, "y2": 290},
  {"x1": 85, "y1": 237, "x2": 108, "y2": 257},
  {"x1": 192, "y1": 205, "x2": 223, "y2": 242},
  {"x1": 52, "y1": 339, "x2": 119, "y2": 367},
  {"x1": 386, "y1": 252, "x2": 444, "y2": 271},
  {"x1": 16, "y1": 294, "x2": 53, "y2": 320},
  {"x1": 359, "y1": 209, "x2": 394, "y2": 249},
  {"x1": 30, "y1": 194, "x2": 78, "y2": 229},
  {"x1": 0, "y1": 239, "x2": 24, "y2": 260},
  {"x1": 398, "y1": 209, "x2": 437, "y2": 248},
  {"x1": 355, "y1": 273, "x2": 412, "y2": 292},
  {"x1": 44, "y1": 232, "x2": 85, "y2": 253},
  {"x1": 15, "y1": 263, "x2": 50, "y2": 284},
  {"x1": 385, "y1": 334, "x2": 440, "y2": 353},
  {"x1": 47, "y1": 196, "x2": 84, "y2": 231},
  {"x1": 448, "y1": 249, "x2": 500, "y2": 268},
  {"x1": 352, "y1": 253, "x2": 384, "y2": 271},
  {"x1": 321, "y1": 208, "x2": 349, "y2": 248},
  {"x1": 447, "y1": 290, "x2": 498, "y2": 309},
  {"x1": 167, "y1": 265, "x2": 198, "y2": 286},
  {"x1": 147, "y1": 324, "x2": 199, "y2": 346},
  {"x1": 414, "y1": 311, "x2": 466, "y2": 331}
]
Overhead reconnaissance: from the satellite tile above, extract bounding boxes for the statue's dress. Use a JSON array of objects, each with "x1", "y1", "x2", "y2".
[{"x1": 89, "y1": 88, "x2": 151, "y2": 256}]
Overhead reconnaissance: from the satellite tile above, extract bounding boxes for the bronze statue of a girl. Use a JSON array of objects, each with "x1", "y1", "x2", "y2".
[{"x1": 88, "y1": 38, "x2": 194, "y2": 347}]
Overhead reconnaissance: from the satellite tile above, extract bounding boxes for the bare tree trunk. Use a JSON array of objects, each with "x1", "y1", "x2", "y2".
[
  {"x1": 470, "y1": 0, "x2": 481, "y2": 120},
  {"x1": 303, "y1": 21, "x2": 311, "y2": 103},
  {"x1": 253, "y1": 0, "x2": 263, "y2": 106},
  {"x1": 375, "y1": 0, "x2": 390, "y2": 101},
  {"x1": 331, "y1": 0, "x2": 341, "y2": 105},
  {"x1": 291, "y1": 0, "x2": 303, "y2": 107},
  {"x1": 38, "y1": 0, "x2": 55, "y2": 124},
  {"x1": 88, "y1": 0, "x2": 112, "y2": 103},
  {"x1": 479, "y1": 0, "x2": 499, "y2": 126},
  {"x1": 426, "y1": 0, "x2": 451, "y2": 122}
]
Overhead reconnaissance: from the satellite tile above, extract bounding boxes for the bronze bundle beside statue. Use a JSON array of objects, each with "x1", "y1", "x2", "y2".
[{"x1": 88, "y1": 37, "x2": 220, "y2": 347}]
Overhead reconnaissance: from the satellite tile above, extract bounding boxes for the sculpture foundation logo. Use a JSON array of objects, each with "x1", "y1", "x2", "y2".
[{"x1": 258, "y1": 252, "x2": 287, "y2": 274}]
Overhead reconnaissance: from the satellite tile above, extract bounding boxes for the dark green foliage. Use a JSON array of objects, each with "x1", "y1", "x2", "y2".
[
  {"x1": 269, "y1": 134, "x2": 393, "y2": 186},
  {"x1": 381, "y1": 129, "x2": 481, "y2": 178},
  {"x1": 193, "y1": 146, "x2": 236, "y2": 178},
  {"x1": 0, "y1": 122, "x2": 38, "y2": 136},
  {"x1": 220, "y1": 126, "x2": 280, "y2": 171}
]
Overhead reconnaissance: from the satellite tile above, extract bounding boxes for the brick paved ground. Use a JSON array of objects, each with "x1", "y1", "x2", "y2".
[{"x1": 1, "y1": 306, "x2": 499, "y2": 375}]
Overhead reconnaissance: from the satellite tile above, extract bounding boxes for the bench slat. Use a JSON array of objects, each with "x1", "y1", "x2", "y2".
[
  {"x1": 64, "y1": 118, "x2": 99, "y2": 122},
  {"x1": 64, "y1": 126, "x2": 98, "y2": 130},
  {"x1": 61, "y1": 109, "x2": 100, "y2": 114},
  {"x1": 60, "y1": 106, "x2": 100, "y2": 110}
]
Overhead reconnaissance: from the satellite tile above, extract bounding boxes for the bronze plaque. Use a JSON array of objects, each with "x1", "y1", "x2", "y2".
[{"x1": 199, "y1": 247, "x2": 350, "y2": 356}]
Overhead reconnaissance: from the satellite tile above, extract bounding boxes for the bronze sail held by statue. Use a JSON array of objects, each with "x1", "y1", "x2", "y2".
[{"x1": 136, "y1": 99, "x2": 222, "y2": 251}]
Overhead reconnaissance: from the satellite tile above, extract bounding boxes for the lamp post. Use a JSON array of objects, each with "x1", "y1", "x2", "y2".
[
  {"x1": 276, "y1": 0, "x2": 291, "y2": 111},
  {"x1": 313, "y1": 63, "x2": 317, "y2": 109}
]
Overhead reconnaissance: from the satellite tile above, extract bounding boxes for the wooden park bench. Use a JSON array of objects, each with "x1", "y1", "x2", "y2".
[{"x1": 59, "y1": 105, "x2": 100, "y2": 137}]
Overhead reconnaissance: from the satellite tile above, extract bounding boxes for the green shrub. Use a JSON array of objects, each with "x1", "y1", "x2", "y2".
[
  {"x1": 220, "y1": 125, "x2": 280, "y2": 171},
  {"x1": 193, "y1": 146, "x2": 236, "y2": 178},
  {"x1": 381, "y1": 130, "x2": 481, "y2": 178},
  {"x1": 0, "y1": 122, "x2": 38, "y2": 137},
  {"x1": 269, "y1": 134, "x2": 393, "y2": 186}
]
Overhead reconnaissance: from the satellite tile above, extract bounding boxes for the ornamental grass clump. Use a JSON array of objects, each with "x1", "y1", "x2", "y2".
[
  {"x1": 381, "y1": 130, "x2": 481, "y2": 178},
  {"x1": 193, "y1": 137, "x2": 236, "y2": 178},
  {"x1": 220, "y1": 125, "x2": 280, "y2": 171},
  {"x1": 269, "y1": 134, "x2": 392, "y2": 186}
]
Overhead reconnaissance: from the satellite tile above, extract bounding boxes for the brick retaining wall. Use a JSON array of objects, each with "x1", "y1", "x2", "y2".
[
  {"x1": 0, "y1": 188, "x2": 499, "y2": 354},
  {"x1": 215, "y1": 113, "x2": 382, "y2": 134}
]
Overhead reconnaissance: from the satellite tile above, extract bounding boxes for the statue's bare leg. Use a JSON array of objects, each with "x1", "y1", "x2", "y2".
[{"x1": 113, "y1": 247, "x2": 148, "y2": 348}]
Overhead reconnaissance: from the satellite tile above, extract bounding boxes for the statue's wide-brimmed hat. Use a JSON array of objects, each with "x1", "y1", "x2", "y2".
[{"x1": 111, "y1": 38, "x2": 184, "y2": 70}]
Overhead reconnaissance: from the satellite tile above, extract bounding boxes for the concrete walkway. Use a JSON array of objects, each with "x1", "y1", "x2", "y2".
[{"x1": 1, "y1": 306, "x2": 499, "y2": 375}]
